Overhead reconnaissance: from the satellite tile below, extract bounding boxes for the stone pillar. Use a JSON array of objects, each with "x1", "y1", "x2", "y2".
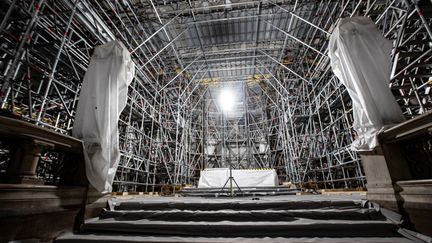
[
  {"x1": 7, "y1": 139, "x2": 54, "y2": 184},
  {"x1": 360, "y1": 143, "x2": 412, "y2": 212}
]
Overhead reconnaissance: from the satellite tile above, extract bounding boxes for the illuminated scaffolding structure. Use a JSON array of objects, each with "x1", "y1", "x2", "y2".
[{"x1": 0, "y1": 0, "x2": 431, "y2": 191}]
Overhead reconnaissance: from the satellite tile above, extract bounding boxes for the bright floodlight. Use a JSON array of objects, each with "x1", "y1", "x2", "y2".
[{"x1": 219, "y1": 89, "x2": 234, "y2": 112}]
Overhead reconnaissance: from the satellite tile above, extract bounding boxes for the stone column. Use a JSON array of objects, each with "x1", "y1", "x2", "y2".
[{"x1": 7, "y1": 139, "x2": 54, "y2": 184}]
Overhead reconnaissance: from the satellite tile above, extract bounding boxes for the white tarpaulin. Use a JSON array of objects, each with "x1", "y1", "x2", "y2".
[
  {"x1": 198, "y1": 168, "x2": 278, "y2": 188},
  {"x1": 73, "y1": 41, "x2": 135, "y2": 192},
  {"x1": 329, "y1": 17, "x2": 405, "y2": 151}
]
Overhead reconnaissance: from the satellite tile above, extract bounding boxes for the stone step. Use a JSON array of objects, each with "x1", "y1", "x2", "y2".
[
  {"x1": 55, "y1": 196, "x2": 414, "y2": 242},
  {"x1": 113, "y1": 199, "x2": 363, "y2": 211},
  {"x1": 99, "y1": 208, "x2": 384, "y2": 221},
  {"x1": 80, "y1": 217, "x2": 400, "y2": 237},
  {"x1": 56, "y1": 232, "x2": 414, "y2": 243}
]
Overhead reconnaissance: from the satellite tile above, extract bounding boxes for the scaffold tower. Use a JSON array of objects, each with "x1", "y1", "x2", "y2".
[{"x1": 0, "y1": 0, "x2": 431, "y2": 192}]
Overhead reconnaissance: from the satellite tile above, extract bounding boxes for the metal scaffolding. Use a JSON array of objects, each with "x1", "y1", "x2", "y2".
[{"x1": 0, "y1": 0, "x2": 431, "y2": 191}]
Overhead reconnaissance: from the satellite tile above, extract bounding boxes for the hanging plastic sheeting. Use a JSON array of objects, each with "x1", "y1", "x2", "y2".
[
  {"x1": 329, "y1": 17, "x2": 405, "y2": 151},
  {"x1": 198, "y1": 168, "x2": 278, "y2": 188},
  {"x1": 73, "y1": 41, "x2": 135, "y2": 192}
]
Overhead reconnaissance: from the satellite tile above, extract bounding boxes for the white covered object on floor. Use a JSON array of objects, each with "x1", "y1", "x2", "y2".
[
  {"x1": 198, "y1": 168, "x2": 278, "y2": 188},
  {"x1": 329, "y1": 16, "x2": 405, "y2": 151},
  {"x1": 73, "y1": 41, "x2": 135, "y2": 192}
]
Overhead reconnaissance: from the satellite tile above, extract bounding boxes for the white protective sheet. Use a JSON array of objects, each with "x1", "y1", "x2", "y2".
[
  {"x1": 73, "y1": 41, "x2": 135, "y2": 192},
  {"x1": 198, "y1": 168, "x2": 278, "y2": 188},
  {"x1": 329, "y1": 17, "x2": 405, "y2": 151}
]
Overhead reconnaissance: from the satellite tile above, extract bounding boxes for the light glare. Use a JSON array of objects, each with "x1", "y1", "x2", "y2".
[{"x1": 219, "y1": 89, "x2": 234, "y2": 112}]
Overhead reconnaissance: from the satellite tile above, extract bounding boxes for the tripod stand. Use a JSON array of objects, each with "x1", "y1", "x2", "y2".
[{"x1": 220, "y1": 167, "x2": 242, "y2": 197}]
